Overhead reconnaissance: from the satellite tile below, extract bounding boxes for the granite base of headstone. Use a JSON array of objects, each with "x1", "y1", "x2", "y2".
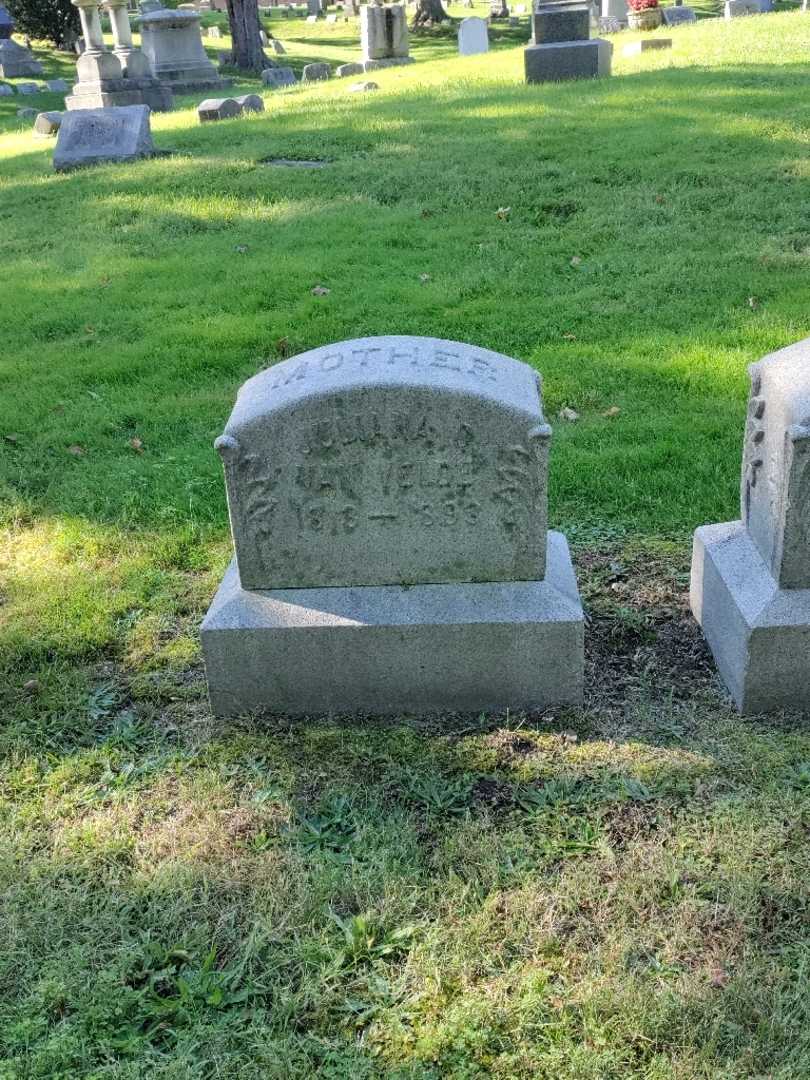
[
  {"x1": 201, "y1": 336, "x2": 585, "y2": 717},
  {"x1": 53, "y1": 103, "x2": 153, "y2": 170},
  {"x1": 137, "y1": 8, "x2": 230, "y2": 91},
  {"x1": 691, "y1": 338, "x2": 810, "y2": 714},
  {"x1": 525, "y1": 2, "x2": 610, "y2": 82},
  {"x1": 336, "y1": 60, "x2": 364, "y2": 76}
]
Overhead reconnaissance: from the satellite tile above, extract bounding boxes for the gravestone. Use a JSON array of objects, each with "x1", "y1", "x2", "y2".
[
  {"x1": 45, "y1": 78, "x2": 69, "y2": 91},
  {"x1": 622, "y1": 36, "x2": 671, "y2": 52},
  {"x1": 16, "y1": 105, "x2": 36, "y2": 117},
  {"x1": 208, "y1": 23, "x2": 222, "y2": 36},
  {"x1": 198, "y1": 95, "x2": 241, "y2": 119},
  {"x1": 691, "y1": 338, "x2": 810, "y2": 713},
  {"x1": 724, "y1": 0, "x2": 759, "y2": 16},
  {"x1": 16, "y1": 81, "x2": 39, "y2": 93},
  {"x1": 662, "y1": 4, "x2": 695, "y2": 22},
  {"x1": 53, "y1": 103, "x2": 153, "y2": 170},
  {"x1": 201, "y1": 335, "x2": 584, "y2": 716},
  {"x1": 525, "y1": 1, "x2": 610, "y2": 82},
  {"x1": 34, "y1": 109, "x2": 63, "y2": 135},
  {"x1": 0, "y1": 82, "x2": 13, "y2": 94},
  {"x1": 325, "y1": 12, "x2": 337, "y2": 21},
  {"x1": 600, "y1": 0, "x2": 626, "y2": 25},
  {"x1": 235, "y1": 92, "x2": 263, "y2": 111},
  {"x1": 336, "y1": 60, "x2": 364, "y2": 75},
  {"x1": 262, "y1": 65, "x2": 296, "y2": 85},
  {"x1": 305, "y1": 13, "x2": 318, "y2": 21},
  {"x1": 138, "y1": 7, "x2": 229, "y2": 90},
  {"x1": 302, "y1": 61, "x2": 330, "y2": 79},
  {"x1": 271, "y1": 37, "x2": 286, "y2": 52},
  {"x1": 66, "y1": 0, "x2": 173, "y2": 112},
  {"x1": 458, "y1": 16, "x2": 489, "y2": 54},
  {"x1": 360, "y1": 3, "x2": 410, "y2": 62},
  {"x1": 0, "y1": 2, "x2": 44, "y2": 78}
]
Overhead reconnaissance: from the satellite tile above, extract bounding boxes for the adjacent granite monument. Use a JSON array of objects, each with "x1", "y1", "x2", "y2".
[
  {"x1": 691, "y1": 338, "x2": 810, "y2": 714},
  {"x1": 525, "y1": 0, "x2": 611, "y2": 83},
  {"x1": 53, "y1": 103, "x2": 153, "y2": 170},
  {"x1": 137, "y1": 4, "x2": 229, "y2": 91},
  {"x1": 66, "y1": 0, "x2": 173, "y2": 111},
  {"x1": 359, "y1": 2, "x2": 413, "y2": 69},
  {"x1": 0, "y1": 3, "x2": 44, "y2": 78},
  {"x1": 202, "y1": 336, "x2": 585, "y2": 716}
]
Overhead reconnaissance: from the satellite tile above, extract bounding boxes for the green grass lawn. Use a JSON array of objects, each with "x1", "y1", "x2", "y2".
[{"x1": 2, "y1": 10, "x2": 810, "y2": 1078}]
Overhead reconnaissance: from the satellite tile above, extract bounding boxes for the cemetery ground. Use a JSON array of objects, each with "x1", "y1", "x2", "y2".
[{"x1": 2, "y1": 7, "x2": 810, "y2": 1078}]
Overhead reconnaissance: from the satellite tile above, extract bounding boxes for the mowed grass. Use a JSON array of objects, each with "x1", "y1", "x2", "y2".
[{"x1": 1, "y1": 11, "x2": 810, "y2": 1078}]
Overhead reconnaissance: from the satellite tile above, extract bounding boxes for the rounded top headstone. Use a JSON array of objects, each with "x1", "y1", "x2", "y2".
[{"x1": 216, "y1": 336, "x2": 552, "y2": 590}]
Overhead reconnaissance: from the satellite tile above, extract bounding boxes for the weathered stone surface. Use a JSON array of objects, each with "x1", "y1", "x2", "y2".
[
  {"x1": 458, "y1": 16, "x2": 489, "y2": 54},
  {"x1": 525, "y1": 38, "x2": 608, "y2": 80},
  {"x1": 724, "y1": 0, "x2": 759, "y2": 15},
  {"x1": 622, "y1": 36, "x2": 672, "y2": 53},
  {"x1": 0, "y1": 12, "x2": 44, "y2": 78},
  {"x1": 349, "y1": 78, "x2": 378, "y2": 90},
  {"x1": 738, "y1": 341, "x2": 810, "y2": 589},
  {"x1": 138, "y1": 7, "x2": 230, "y2": 90},
  {"x1": 601, "y1": 0, "x2": 627, "y2": 23},
  {"x1": 661, "y1": 4, "x2": 696, "y2": 23},
  {"x1": 262, "y1": 65, "x2": 296, "y2": 86},
  {"x1": 16, "y1": 105, "x2": 36, "y2": 117},
  {"x1": 53, "y1": 103, "x2": 153, "y2": 171},
  {"x1": 336, "y1": 61, "x2": 364, "y2": 76},
  {"x1": 691, "y1": 337, "x2": 810, "y2": 713},
  {"x1": 0, "y1": 82, "x2": 13, "y2": 94},
  {"x1": 202, "y1": 335, "x2": 583, "y2": 716},
  {"x1": 301, "y1": 61, "x2": 330, "y2": 80},
  {"x1": 202, "y1": 531, "x2": 584, "y2": 716},
  {"x1": 16, "y1": 81, "x2": 40, "y2": 94},
  {"x1": 360, "y1": 3, "x2": 408, "y2": 61},
  {"x1": 531, "y1": 4, "x2": 590, "y2": 43},
  {"x1": 45, "y1": 78, "x2": 69, "y2": 91},
  {"x1": 362, "y1": 55, "x2": 413, "y2": 70},
  {"x1": 691, "y1": 523, "x2": 810, "y2": 714},
  {"x1": 270, "y1": 37, "x2": 286, "y2": 52},
  {"x1": 34, "y1": 109, "x2": 63, "y2": 135},
  {"x1": 235, "y1": 92, "x2": 263, "y2": 111},
  {"x1": 198, "y1": 96, "x2": 241, "y2": 120},
  {"x1": 214, "y1": 336, "x2": 552, "y2": 591}
]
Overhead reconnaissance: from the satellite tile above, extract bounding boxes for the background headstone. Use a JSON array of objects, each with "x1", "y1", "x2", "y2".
[
  {"x1": 53, "y1": 103, "x2": 153, "y2": 170},
  {"x1": 198, "y1": 95, "x2": 242, "y2": 119},
  {"x1": 34, "y1": 109, "x2": 63, "y2": 135},
  {"x1": 662, "y1": 4, "x2": 696, "y2": 22},
  {"x1": 262, "y1": 65, "x2": 296, "y2": 85},
  {"x1": 458, "y1": 16, "x2": 489, "y2": 54},
  {"x1": 302, "y1": 61, "x2": 330, "y2": 79}
]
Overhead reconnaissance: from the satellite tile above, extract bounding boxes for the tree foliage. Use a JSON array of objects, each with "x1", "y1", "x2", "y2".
[{"x1": 5, "y1": 0, "x2": 80, "y2": 48}]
